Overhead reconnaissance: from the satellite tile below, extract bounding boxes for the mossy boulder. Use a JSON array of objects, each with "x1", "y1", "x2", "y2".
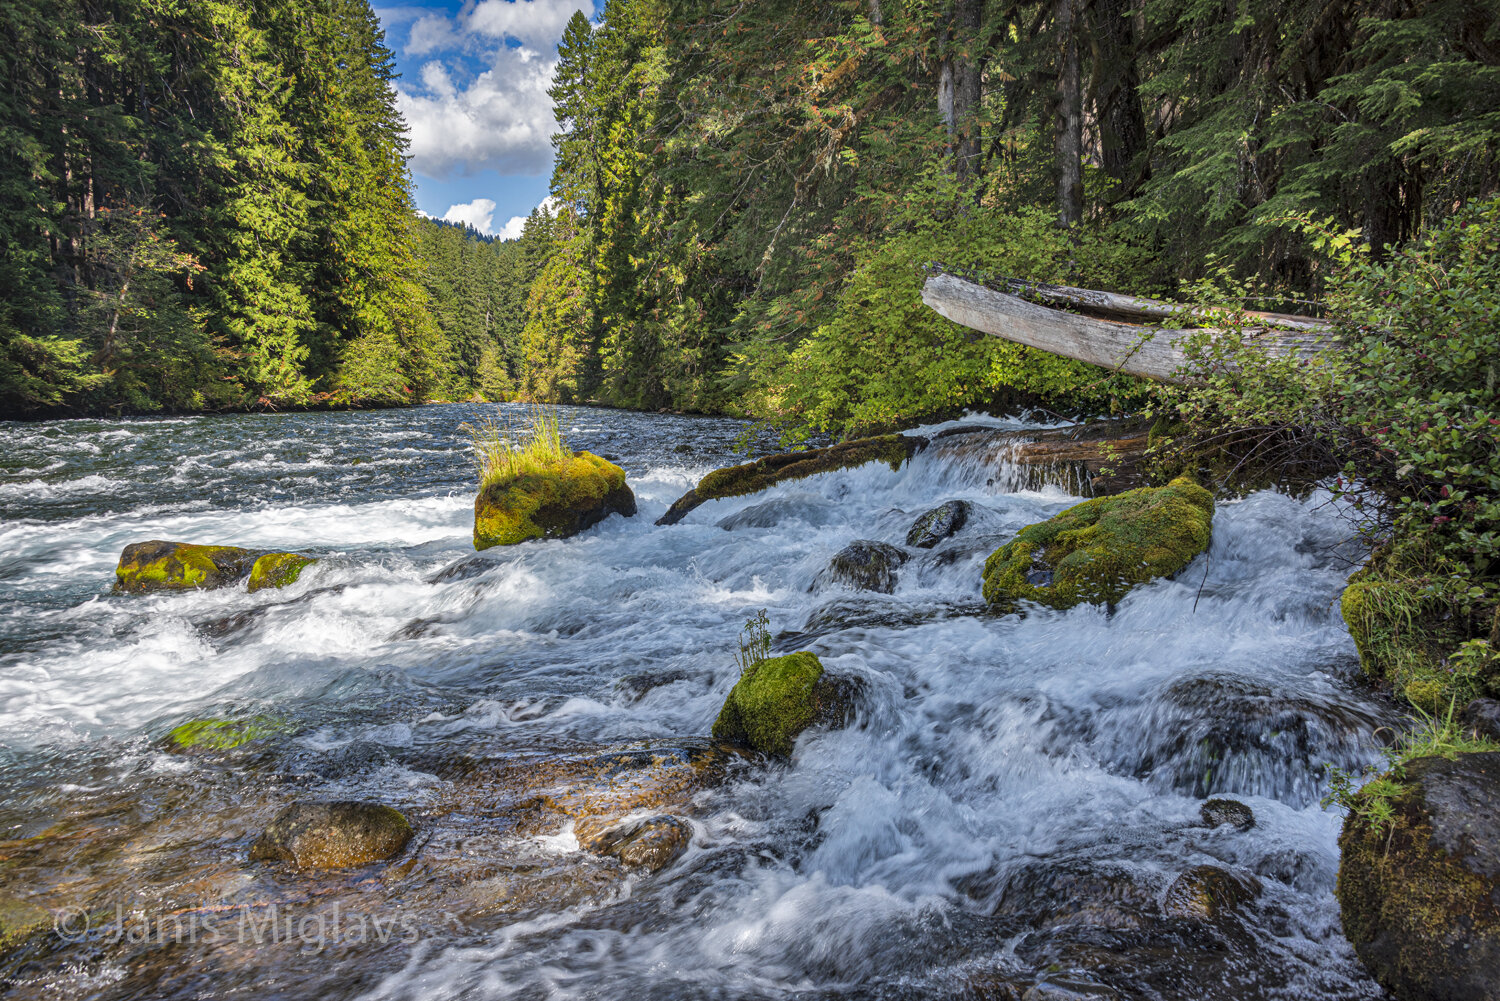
[
  {"x1": 473, "y1": 451, "x2": 636, "y2": 550},
  {"x1": 712, "y1": 652, "x2": 857, "y2": 756},
  {"x1": 656, "y1": 434, "x2": 925, "y2": 526},
  {"x1": 250, "y1": 801, "x2": 414, "y2": 870},
  {"x1": 1337, "y1": 751, "x2": 1500, "y2": 1000},
  {"x1": 114, "y1": 540, "x2": 313, "y2": 593},
  {"x1": 247, "y1": 552, "x2": 315, "y2": 591},
  {"x1": 981, "y1": 476, "x2": 1214, "y2": 610},
  {"x1": 114, "y1": 541, "x2": 261, "y2": 593},
  {"x1": 167, "y1": 716, "x2": 282, "y2": 752}
]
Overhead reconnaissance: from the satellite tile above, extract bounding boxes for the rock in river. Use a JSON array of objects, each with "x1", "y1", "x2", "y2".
[
  {"x1": 712, "y1": 652, "x2": 857, "y2": 756},
  {"x1": 1200, "y1": 798, "x2": 1255, "y2": 831},
  {"x1": 982, "y1": 476, "x2": 1214, "y2": 610},
  {"x1": 906, "y1": 499, "x2": 970, "y2": 548},
  {"x1": 473, "y1": 451, "x2": 636, "y2": 550},
  {"x1": 250, "y1": 801, "x2": 414, "y2": 870},
  {"x1": 114, "y1": 540, "x2": 314, "y2": 593},
  {"x1": 820, "y1": 540, "x2": 908, "y2": 594},
  {"x1": 585, "y1": 815, "x2": 691, "y2": 873},
  {"x1": 1337, "y1": 751, "x2": 1500, "y2": 1001}
]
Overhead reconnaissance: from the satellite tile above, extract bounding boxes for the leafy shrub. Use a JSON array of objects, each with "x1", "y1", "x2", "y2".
[{"x1": 739, "y1": 204, "x2": 1154, "y2": 440}]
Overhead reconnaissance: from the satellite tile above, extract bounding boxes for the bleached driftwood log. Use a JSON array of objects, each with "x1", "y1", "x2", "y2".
[{"x1": 920, "y1": 271, "x2": 1336, "y2": 384}]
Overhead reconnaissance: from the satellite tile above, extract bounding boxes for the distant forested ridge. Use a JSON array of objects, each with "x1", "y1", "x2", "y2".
[
  {"x1": 0, "y1": 0, "x2": 468, "y2": 416},
  {"x1": 516, "y1": 0, "x2": 1498, "y2": 437}
]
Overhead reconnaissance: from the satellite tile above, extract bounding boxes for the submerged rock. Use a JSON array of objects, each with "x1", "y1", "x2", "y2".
[
  {"x1": 1199, "y1": 798, "x2": 1255, "y2": 831},
  {"x1": 656, "y1": 434, "x2": 925, "y2": 526},
  {"x1": 981, "y1": 476, "x2": 1214, "y2": 610},
  {"x1": 247, "y1": 552, "x2": 314, "y2": 592},
  {"x1": 585, "y1": 815, "x2": 691, "y2": 873},
  {"x1": 0, "y1": 895, "x2": 51, "y2": 951},
  {"x1": 819, "y1": 540, "x2": 909, "y2": 594},
  {"x1": 427, "y1": 555, "x2": 500, "y2": 583},
  {"x1": 167, "y1": 716, "x2": 282, "y2": 752},
  {"x1": 1337, "y1": 751, "x2": 1500, "y2": 1001},
  {"x1": 615, "y1": 669, "x2": 696, "y2": 703},
  {"x1": 473, "y1": 451, "x2": 636, "y2": 550},
  {"x1": 114, "y1": 540, "x2": 312, "y2": 593},
  {"x1": 250, "y1": 801, "x2": 414, "y2": 870},
  {"x1": 1161, "y1": 864, "x2": 1259, "y2": 920},
  {"x1": 712, "y1": 652, "x2": 857, "y2": 756},
  {"x1": 906, "y1": 500, "x2": 970, "y2": 548}
]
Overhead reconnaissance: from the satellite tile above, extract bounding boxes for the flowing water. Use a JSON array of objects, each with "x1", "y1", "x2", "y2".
[{"x1": 0, "y1": 404, "x2": 1393, "y2": 999}]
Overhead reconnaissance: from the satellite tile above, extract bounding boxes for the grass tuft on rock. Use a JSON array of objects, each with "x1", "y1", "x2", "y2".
[
  {"x1": 981, "y1": 475, "x2": 1215, "y2": 610},
  {"x1": 467, "y1": 406, "x2": 635, "y2": 549}
]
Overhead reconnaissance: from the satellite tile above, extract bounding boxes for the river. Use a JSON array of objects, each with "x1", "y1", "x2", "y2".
[{"x1": 0, "y1": 403, "x2": 1390, "y2": 999}]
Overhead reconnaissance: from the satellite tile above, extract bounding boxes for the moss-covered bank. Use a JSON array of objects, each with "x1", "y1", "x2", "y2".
[
  {"x1": 473, "y1": 450, "x2": 636, "y2": 550},
  {"x1": 981, "y1": 476, "x2": 1214, "y2": 610}
]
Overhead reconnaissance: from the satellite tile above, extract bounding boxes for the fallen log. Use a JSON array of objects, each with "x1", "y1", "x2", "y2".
[{"x1": 920, "y1": 272, "x2": 1337, "y2": 383}]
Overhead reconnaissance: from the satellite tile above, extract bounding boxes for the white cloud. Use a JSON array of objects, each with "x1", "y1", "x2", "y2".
[
  {"x1": 394, "y1": 2, "x2": 594, "y2": 179},
  {"x1": 496, "y1": 196, "x2": 560, "y2": 241},
  {"x1": 441, "y1": 198, "x2": 499, "y2": 234}
]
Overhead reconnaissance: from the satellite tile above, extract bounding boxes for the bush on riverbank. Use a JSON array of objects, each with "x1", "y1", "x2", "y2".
[{"x1": 1155, "y1": 197, "x2": 1500, "y2": 717}]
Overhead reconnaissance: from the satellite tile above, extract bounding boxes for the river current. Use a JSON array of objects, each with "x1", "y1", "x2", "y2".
[{"x1": 0, "y1": 404, "x2": 1391, "y2": 999}]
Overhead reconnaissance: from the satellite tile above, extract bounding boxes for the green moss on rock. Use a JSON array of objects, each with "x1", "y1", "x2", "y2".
[
  {"x1": 248, "y1": 552, "x2": 315, "y2": 591},
  {"x1": 656, "y1": 434, "x2": 925, "y2": 526},
  {"x1": 473, "y1": 450, "x2": 636, "y2": 550},
  {"x1": 982, "y1": 476, "x2": 1215, "y2": 610},
  {"x1": 712, "y1": 652, "x2": 856, "y2": 756},
  {"x1": 114, "y1": 540, "x2": 261, "y2": 593},
  {"x1": 1337, "y1": 751, "x2": 1500, "y2": 1000},
  {"x1": 167, "y1": 716, "x2": 282, "y2": 751}
]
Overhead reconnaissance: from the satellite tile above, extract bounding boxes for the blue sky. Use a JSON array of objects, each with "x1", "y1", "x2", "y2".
[{"x1": 375, "y1": 1, "x2": 605, "y2": 238}]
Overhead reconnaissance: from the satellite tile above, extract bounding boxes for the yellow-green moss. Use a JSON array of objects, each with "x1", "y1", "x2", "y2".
[
  {"x1": 248, "y1": 552, "x2": 314, "y2": 592},
  {"x1": 657, "y1": 434, "x2": 923, "y2": 526},
  {"x1": 1340, "y1": 543, "x2": 1498, "y2": 714},
  {"x1": 981, "y1": 475, "x2": 1215, "y2": 610},
  {"x1": 1336, "y1": 754, "x2": 1500, "y2": 999},
  {"x1": 713, "y1": 651, "x2": 825, "y2": 756},
  {"x1": 473, "y1": 450, "x2": 635, "y2": 550},
  {"x1": 167, "y1": 716, "x2": 282, "y2": 751},
  {"x1": 114, "y1": 541, "x2": 260, "y2": 593},
  {"x1": 0, "y1": 896, "x2": 50, "y2": 951}
]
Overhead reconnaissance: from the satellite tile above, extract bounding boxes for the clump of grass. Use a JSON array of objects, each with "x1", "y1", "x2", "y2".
[
  {"x1": 463, "y1": 406, "x2": 570, "y2": 486},
  {"x1": 1324, "y1": 697, "x2": 1500, "y2": 831},
  {"x1": 734, "y1": 608, "x2": 773, "y2": 675}
]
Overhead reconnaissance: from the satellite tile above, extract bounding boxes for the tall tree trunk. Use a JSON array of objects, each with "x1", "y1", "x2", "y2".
[
  {"x1": 1052, "y1": 0, "x2": 1083, "y2": 227},
  {"x1": 868, "y1": 0, "x2": 883, "y2": 25},
  {"x1": 939, "y1": 1, "x2": 984, "y2": 185},
  {"x1": 1088, "y1": 0, "x2": 1148, "y2": 202}
]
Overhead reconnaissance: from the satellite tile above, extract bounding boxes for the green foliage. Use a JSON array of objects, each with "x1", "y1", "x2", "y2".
[
  {"x1": 0, "y1": 0, "x2": 444, "y2": 417},
  {"x1": 741, "y1": 204, "x2": 1152, "y2": 439},
  {"x1": 1324, "y1": 699, "x2": 1500, "y2": 830},
  {"x1": 734, "y1": 608, "x2": 772, "y2": 675}
]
